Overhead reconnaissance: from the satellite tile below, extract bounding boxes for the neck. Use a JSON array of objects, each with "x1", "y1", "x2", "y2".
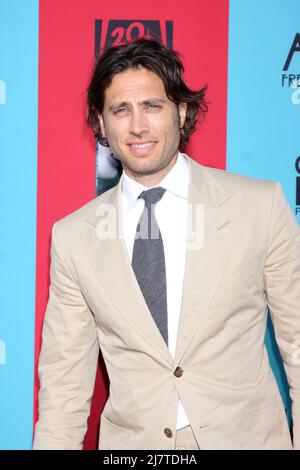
[{"x1": 123, "y1": 153, "x2": 178, "y2": 187}]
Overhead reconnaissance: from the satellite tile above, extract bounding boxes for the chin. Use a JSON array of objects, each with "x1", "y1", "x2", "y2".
[{"x1": 135, "y1": 165, "x2": 164, "y2": 177}]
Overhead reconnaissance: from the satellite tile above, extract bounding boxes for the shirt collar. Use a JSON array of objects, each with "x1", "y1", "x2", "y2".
[{"x1": 121, "y1": 151, "x2": 189, "y2": 209}]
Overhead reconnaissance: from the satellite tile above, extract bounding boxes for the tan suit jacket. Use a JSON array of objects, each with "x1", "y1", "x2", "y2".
[{"x1": 33, "y1": 155, "x2": 300, "y2": 450}]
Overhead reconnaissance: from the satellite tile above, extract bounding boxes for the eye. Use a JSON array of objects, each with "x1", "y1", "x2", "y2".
[
  {"x1": 147, "y1": 104, "x2": 162, "y2": 111},
  {"x1": 113, "y1": 108, "x2": 126, "y2": 115}
]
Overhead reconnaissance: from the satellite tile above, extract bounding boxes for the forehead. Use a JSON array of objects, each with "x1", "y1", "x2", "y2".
[{"x1": 103, "y1": 67, "x2": 168, "y2": 104}]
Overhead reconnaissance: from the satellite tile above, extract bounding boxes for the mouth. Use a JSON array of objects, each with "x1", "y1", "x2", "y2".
[{"x1": 126, "y1": 141, "x2": 157, "y2": 156}]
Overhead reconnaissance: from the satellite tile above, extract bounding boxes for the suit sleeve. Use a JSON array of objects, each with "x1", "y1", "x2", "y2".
[
  {"x1": 264, "y1": 182, "x2": 300, "y2": 450},
  {"x1": 33, "y1": 222, "x2": 99, "y2": 450}
]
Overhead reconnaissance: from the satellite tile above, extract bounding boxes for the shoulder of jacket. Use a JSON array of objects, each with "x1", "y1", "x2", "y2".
[
  {"x1": 208, "y1": 166, "x2": 276, "y2": 194},
  {"x1": 53, "y1": 183, "x2": 119, "y2": 231},
  {"x1": 184, "y1": 153, "x2": 277, "y2": 197}
]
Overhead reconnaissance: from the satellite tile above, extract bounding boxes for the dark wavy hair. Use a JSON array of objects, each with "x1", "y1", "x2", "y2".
[{"x1": 86, "y1": 38, "x2": 208, "y2": 149}]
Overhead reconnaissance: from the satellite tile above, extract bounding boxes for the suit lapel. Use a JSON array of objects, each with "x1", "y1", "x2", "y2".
[
  {"x1": 174, "y1": 157, "x2": 244, "y2": 363},
  {"x1": 84, "y1": 182, "x2": 175, "y2": 366}
]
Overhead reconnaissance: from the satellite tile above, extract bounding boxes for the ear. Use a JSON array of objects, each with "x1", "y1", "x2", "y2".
[
  {"x1": 178, "y1": 102, "x2": 187, "y2": 129},
  {"x1": 97, "y1": 113, "x2": 106, "y2": 138}
]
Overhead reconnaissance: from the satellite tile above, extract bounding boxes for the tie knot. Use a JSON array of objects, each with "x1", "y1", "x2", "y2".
[{"x1": 138, "y1": 187, "x2": 166, "y2": 207}]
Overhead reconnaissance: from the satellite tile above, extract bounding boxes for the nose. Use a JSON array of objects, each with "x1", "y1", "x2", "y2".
[{"x1": 129, "y1": 109, "x2": 149, "y2": 136}]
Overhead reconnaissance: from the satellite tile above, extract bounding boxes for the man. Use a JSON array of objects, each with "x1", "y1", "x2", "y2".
[{"x1": 33, "y1": 39, "x2": 300, "y2": 450}]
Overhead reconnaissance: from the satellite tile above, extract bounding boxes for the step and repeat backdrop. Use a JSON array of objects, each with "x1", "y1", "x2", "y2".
[{"x1": 0, "y1": 0, "x2": 299, "y2": 450}]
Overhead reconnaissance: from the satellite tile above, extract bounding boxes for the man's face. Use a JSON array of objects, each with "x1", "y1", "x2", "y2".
[{"x1": 98, "y1": 67, "x2": 187, "y2": 182}]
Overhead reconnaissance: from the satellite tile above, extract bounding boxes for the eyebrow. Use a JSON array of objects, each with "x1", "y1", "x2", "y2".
[{"x1": 108, "y1": 98, "x2": 167, "y2": 112}]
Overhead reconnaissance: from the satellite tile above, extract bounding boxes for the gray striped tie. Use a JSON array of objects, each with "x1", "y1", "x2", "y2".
[{"x1": 131, "y1": 187, "x2": 168, "y2": 345}]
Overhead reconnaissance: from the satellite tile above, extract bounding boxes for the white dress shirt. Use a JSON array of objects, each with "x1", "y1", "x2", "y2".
[{"x1": 121, "y1": 151, "x2": 190, "y2": 430}]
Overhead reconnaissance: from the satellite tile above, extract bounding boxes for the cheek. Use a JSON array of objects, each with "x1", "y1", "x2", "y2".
[
  {"x1": 149, "y1": 113, "x2": 179, "y2": 137},
  {"x1": 105, "y1": 122, "x2": 127, "y2": 142}
]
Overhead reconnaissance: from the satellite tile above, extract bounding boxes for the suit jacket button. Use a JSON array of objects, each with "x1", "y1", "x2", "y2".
[
  {"x1": 174, "y1": 366, "x2": 183, "y2": 377},
  {"x1": 164, "y1": 428, "x2": 173, "y2": 438}
]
